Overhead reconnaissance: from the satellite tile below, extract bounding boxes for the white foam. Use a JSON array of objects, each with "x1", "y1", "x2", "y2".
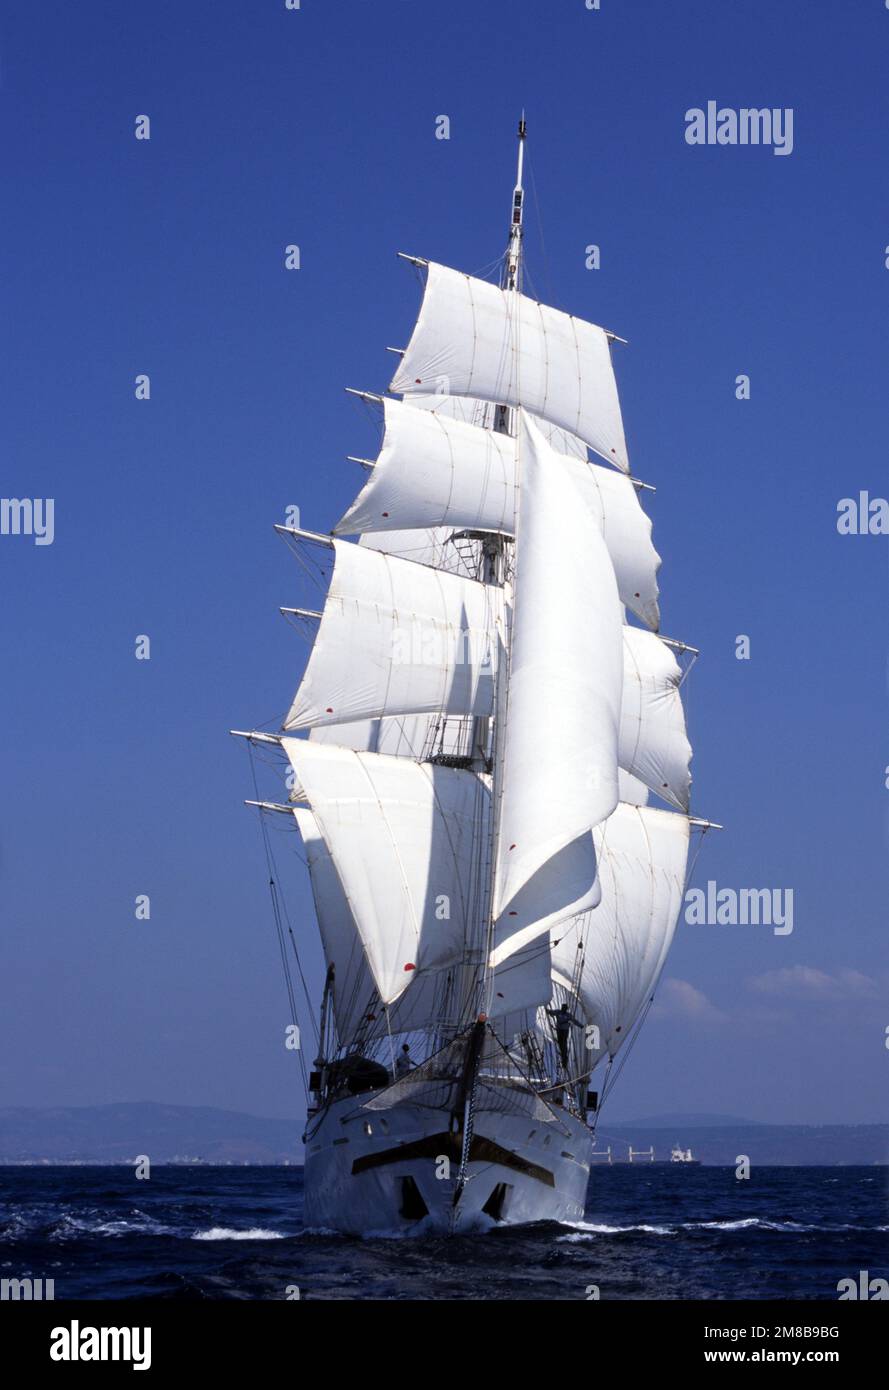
[
  {"x1": 191, "y1": 1226, "x2": 285, "y2": 1241},
  {"x1": 557, "y1": 1220, "x2": 674, "y2": 1239}
]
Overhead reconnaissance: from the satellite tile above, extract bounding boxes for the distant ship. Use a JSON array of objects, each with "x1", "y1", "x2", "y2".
[{"x1": 627, "y1": 1144, "x2": 701, "y2": 1165}]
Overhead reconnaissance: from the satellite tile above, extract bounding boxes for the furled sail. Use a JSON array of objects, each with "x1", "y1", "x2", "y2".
[
  {"x1": 550, "y1": 803, "x2": 690, "y2": 1063},
  {"x1": 336, "y1": 398, "x2": 660, "y2": 628},
  {"x1": 491, "y1": 412, "x2": 623, "y2": 959},
  {"x1": 390, "y1": 262, "x2": 629, "y2": 471},
  {"x1": 282, "y1": 739, "x2": 490, "y2": 1009},
  {"x1": 283, "y1": 539, "x2": 504, "y2": 730}
]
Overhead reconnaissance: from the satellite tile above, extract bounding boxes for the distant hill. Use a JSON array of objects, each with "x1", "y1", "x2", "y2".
[
  {"x1": 0, "y1": 1103, "x2": 885, "y2": 1166},
  {"x1": 0, "y1": 1103, "x2": 302, "y2": 1165}
]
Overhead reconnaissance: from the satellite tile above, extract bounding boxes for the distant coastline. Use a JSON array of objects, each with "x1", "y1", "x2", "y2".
[{"x1": 0, "y1": 1104, "x2": 886, "y2": 1167}]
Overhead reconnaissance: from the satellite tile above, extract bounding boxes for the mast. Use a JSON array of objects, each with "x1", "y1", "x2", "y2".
[
  {"x1": 491, "y1": 114, "x2": 526, "y2": 443},
  {"x1": 477, "y1": 117, "x2": 528, "y2": 1022},
  {"x1": 467, "y1": 116, "x2": 527, "y2": 770},
  {"x1": 503, "y1": 113, "x2": 526, "y2": 292}
]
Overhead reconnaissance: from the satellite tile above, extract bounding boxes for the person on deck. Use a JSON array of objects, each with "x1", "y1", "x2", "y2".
[
  {"x1": 395, "y1": 1043, "x2": 413, "y2": 1079},
  {"x1": 545, "y1": 1003, "x2": 582, "y2": 1072}
]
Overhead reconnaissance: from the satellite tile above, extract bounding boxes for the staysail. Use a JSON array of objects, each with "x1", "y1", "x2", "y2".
[{"x1": 491, "y1": 412, "x2": 623, "y2": 961}]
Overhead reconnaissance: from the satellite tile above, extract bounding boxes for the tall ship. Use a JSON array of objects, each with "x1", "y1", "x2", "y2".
[{"x1": 235, "y1": 122, "x2": 713, "y2": 1235}]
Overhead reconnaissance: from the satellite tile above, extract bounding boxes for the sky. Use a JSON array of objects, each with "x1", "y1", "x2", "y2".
[{"x1": 1, "y1": 0, "x2": 887, "y2": 1131}]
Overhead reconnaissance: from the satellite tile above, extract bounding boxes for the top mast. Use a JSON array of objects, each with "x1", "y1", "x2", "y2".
[
  {"x1": 491, "y1": 116, "x2": 526, "y2": 441},
  {"x1": 503, "y1": 113, "x2": 526, "y2": 292}
]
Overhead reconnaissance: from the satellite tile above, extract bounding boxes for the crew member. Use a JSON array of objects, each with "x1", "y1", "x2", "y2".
[{"x1": 545, "y1": 1003, "x2": 581, "y2": 1071}]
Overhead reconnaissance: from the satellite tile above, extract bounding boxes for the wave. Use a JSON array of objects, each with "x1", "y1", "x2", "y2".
[
  {"x1": 558, "y1": 1221, "x2": 675, "y2": 1239},
  {"x1": 557, "y1": 1215, "x2": 889, "y2": 1241},
  {"x1": 191, "y1": 1226, "x2": 285, "y2": 1241},
  {"x1": 50, "y1": 1211, "x2": 179, "y2": 1241}
]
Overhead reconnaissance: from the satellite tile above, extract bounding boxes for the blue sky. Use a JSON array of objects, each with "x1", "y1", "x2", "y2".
[{"x1": 1, "y1": 0, "x2": 887, "y2": 1128}]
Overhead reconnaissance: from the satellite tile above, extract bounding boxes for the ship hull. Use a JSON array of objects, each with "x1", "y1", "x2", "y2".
[{"x1": 303, "y1": 1090, "x2": 592, "y2": 1235}]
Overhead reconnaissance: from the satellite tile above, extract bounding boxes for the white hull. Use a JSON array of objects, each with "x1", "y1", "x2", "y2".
[{"x1": 303, "y1": 1088, "x2": 592, "y2": 1236}]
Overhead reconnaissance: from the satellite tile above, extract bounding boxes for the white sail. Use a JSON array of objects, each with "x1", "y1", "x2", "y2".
[
  {"x1": 294, "y1": 807, "x2": 460, "y2": 1038},
  {"x1": 282, "y1": 739, "x2": 489, "y2": 1009},
  {"x1": 305, "y1": 623, "x2": 689, "y2": 810},
  {"x1": 390, "y1": 262, "x2": 629, "y2": 471},
  {"x1": 620, "y1": 626, "x2": 692, "y2": 810},
  {"x1": 300, "y1": 724, "x2": 555, "y2": 1019},
  {"x1": 550, "y1": 803, "x2": 690, "y2": 1061},
  {"x1": 292, "y1": 808, "x2": 373, "y2": 1040},
  {"x1": 338, "y1": 399, "x2": 514, "y2": 537},
  {"x1": 617, "y1": 769, "x2": 650, "y2": 806},
  {"x1": 336, "y1": 399, "x2": 660, "y2": 628},
  {"x1": 284, "y1": 539, "x2": 503, "y2": 730},
  {"x1": 405, "y1": 391, "x2": 590, "y2": 458},
  {"x1": 492, "y1": 413, "x2": 623, "y2": 956}
]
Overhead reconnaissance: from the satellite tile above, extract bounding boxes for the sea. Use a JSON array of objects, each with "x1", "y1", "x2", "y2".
[{"x1": 1, "y1": 1165, "x2": 886, "y2": 1301}]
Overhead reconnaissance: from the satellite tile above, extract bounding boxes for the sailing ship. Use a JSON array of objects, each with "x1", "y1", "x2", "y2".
[{"x1": 235, "y1": 120, "x2": 714, "y2": 1235}]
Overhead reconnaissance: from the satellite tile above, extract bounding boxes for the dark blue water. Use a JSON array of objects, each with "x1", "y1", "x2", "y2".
[{"x1": 1, "y1": 1166, "x2": 886, "y2": 1300}]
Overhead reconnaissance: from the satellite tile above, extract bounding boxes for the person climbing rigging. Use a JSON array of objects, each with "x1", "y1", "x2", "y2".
[{"x1": 545, "y1": 1002, "x2": 582, "y2": 1072}]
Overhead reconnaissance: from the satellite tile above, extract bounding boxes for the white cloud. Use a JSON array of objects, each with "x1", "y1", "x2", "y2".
[
  {"x1": 651, "y1": 977, "x2": 727, "y2": 1023},
  {"x1": 746, "y1": 966, "x2": 878, "y2": 1001}
]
